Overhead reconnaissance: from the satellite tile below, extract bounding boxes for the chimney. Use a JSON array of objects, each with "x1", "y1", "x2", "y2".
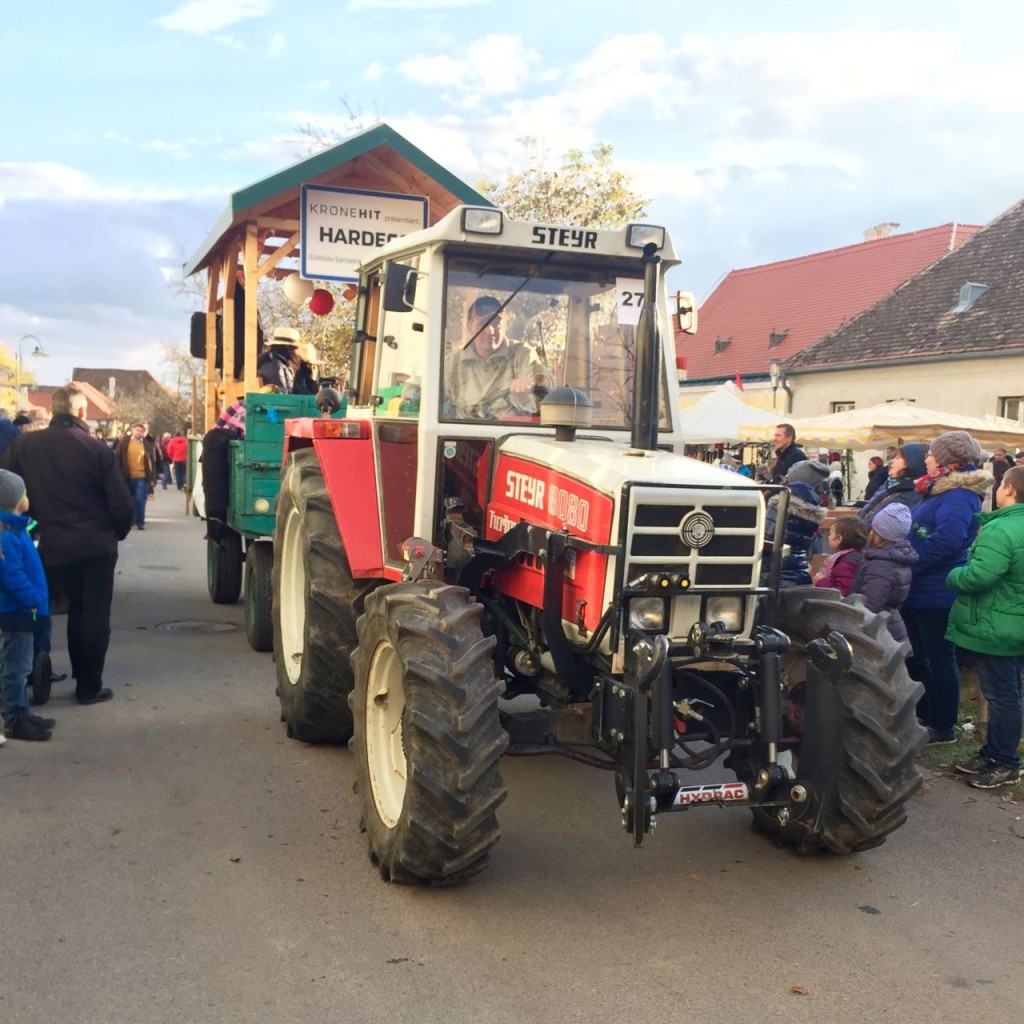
[
  {"x1": 108, "y1": 376, "x2": 116, "y2": 398},
  {"x1": 863, "y1": 222, "x2": 900, "y2": 242}
]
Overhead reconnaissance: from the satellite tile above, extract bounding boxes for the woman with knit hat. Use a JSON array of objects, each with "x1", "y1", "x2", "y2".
[
  {"x1": 784, "y1": 458, "x2": 830, "y2": 500},
  {"x1": 857, "y1": 443, "x2": 928, "y2": 526},
  {"x1": 902, "y1": 430, "x2": 992, "y2": 744}
]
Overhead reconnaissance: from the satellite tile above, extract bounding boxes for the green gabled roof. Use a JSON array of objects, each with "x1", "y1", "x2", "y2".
[{"x1": 185, "y1": 123, "x2": 492, "y2": 276}]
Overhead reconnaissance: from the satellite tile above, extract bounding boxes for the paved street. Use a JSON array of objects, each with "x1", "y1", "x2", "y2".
[{"x1": 3, "y1": 485, "x2": 1021, "y2": 1024}]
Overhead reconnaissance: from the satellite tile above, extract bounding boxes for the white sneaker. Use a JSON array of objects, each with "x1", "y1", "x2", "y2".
[{"x1": 0, "y1": 731, "x2": 6, "y2": 747}]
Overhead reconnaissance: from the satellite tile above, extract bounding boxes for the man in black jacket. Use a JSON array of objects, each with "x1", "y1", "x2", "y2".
[
  {"x1": 1, "y1": 389, "x2": 134, "y2": 704},
  {"x1": 769, "y1": 423, "x2": 807, "y2": 484}
]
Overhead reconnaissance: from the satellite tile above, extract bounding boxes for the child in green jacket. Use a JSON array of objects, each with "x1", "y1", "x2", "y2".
[{"x1": 945, "y1": 465, "x2": 1024, "y2": 788}]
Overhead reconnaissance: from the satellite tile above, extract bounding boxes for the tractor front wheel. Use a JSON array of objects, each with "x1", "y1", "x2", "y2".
[
  {"x1": 350, "y1": 581, "x2": 508, "y2": 885},
  {"x1": 749, "y1": 587, "x2": 926, "y2": 854}
]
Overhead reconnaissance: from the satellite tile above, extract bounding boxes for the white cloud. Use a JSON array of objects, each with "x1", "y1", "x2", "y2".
[
  {"x1": 156, "y1": 0, "x2": 273, "y2": 35},
  {"x1": 0, "y1": 162, "x2": 129, "y2": 201},
  {"x1": 142, "y1": 140, "x2": 194, "y2": 161},
  {"x1": 399, "y1": 34, "x2": 542, "y2": 101},
  {"x1": 0, "y1": 162, "x2": 223, "y2": 204},
  {"x1": 268, "y1": 32, "x2": 286, "y2": 57},
  {"x1": 363, "y1": 61, "x2": 383, "y2": 83}
]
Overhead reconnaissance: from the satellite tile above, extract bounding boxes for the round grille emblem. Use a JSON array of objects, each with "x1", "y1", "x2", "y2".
[{"x1": 680, "y1": 511, "x2": 715, "y2": 549}]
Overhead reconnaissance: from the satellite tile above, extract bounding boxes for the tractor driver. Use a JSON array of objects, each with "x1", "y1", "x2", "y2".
[{"x1": 445, "y1": 295, "x2": 550, "y2": 419}]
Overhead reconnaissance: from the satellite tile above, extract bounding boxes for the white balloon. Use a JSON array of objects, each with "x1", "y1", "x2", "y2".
[{"x1": 283, "y1": 273, "x2": 315, "y2": 305}]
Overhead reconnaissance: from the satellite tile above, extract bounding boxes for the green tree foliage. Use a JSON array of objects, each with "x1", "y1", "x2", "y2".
[{"x1": 478, "y1": 141, "x2": 648, "y2": 228}]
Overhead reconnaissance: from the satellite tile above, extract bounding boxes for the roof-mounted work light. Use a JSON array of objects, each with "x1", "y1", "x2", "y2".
[
  {"x1": 462, "y1": 208, "x2": 504, "y2": 235},
  {"x1": 626, "y1": 224, "x2": 666, "y2": 251}
]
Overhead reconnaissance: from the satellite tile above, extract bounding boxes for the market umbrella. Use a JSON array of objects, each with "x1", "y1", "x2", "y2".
[{"x1": 736, "y1": 400, "x2": 1024, "y2": 451}]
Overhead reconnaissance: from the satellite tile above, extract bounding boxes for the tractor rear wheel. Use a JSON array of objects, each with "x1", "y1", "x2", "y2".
[
  {"x1": 244, "y1": 541, "x2": 273, "y2": 652},
  {"x1": 350, "y1": 581, "x2": 508, "y2": 885},
  {"x1": 207, "y1": 531, "x2": 242, "y2": 604},
  {"x1": 750, "y1": 587, "x2": 926, "y2": 853},
  {"x1": 273, "y1": 449, "x2": 376, "y2": 743}
]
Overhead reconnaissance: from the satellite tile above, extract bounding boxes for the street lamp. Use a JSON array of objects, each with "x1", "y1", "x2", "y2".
[{"x1": 16, "y1": 334, "x2": 47, "y2": 396}]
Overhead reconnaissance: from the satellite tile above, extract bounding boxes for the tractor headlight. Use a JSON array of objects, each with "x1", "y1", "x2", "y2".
[
  {"x1": 703, "y1": 596, "x2": 744, "y2": 634},
  {"x1": 628, "y1": 597, "x2": 665, "y2": 632}
]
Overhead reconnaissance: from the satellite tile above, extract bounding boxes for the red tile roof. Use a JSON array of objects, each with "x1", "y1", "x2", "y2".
[
  {"x1": 676, "y1": 223, "x2": 980, "y2": 382},
  {"x1": 786, "y1": 199, "x2": 1024, "y2": 370}
]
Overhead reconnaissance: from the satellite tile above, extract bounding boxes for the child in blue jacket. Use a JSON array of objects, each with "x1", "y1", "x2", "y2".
[{"x1": 0, "y1": 470, "x2": 55, "y2": 741}]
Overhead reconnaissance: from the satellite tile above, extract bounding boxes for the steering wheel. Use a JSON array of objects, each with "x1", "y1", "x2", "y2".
[{"x1": 503, "y1": 370, "x2": 555, "y2": 416}]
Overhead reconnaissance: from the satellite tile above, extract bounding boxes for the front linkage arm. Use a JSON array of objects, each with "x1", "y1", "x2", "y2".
[{"x1": 602, "y1": 624, "x2": 853, "y2": 847}]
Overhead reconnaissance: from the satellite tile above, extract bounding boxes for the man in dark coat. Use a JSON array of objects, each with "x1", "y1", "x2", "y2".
[
  {"x1": 769, "y1": 423, "x2": 806, "y2": 484},
  {"x1": 1, "y1": 388, "x2": 133, "y2": 704}
]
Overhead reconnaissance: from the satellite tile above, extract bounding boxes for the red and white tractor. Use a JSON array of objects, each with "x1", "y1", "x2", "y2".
[{"x1": 272, "y1": 206, "x2": 925, "y2": 884}]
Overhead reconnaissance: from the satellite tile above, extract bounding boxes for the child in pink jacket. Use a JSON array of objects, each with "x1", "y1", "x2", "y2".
[{"x1": 813, "y1": 516, "x2": 869, "y2": 596}]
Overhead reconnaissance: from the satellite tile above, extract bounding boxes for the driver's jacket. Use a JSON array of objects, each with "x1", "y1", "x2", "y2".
[{"x1": 445, "y1": 340, "x2": 544, "y2": 419}]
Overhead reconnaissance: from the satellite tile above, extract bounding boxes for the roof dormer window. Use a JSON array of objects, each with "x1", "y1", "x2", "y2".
[{"x1": 951, "y1": 281, "x2": 988, "y2": 313}]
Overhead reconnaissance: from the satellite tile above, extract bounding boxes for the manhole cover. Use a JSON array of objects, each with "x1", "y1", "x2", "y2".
[{"x1": 156, "y1": 620, "x2": 241, "y2": 635}]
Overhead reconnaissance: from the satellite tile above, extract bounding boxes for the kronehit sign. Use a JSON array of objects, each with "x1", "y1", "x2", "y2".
[{"x1": 300, "y1": 184, "x2": 428, "y2": 282}]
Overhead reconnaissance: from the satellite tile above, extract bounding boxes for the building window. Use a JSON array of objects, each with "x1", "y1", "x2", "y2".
[
  {"x1": 1000, "y1": 396, "x2": 1024, "y2": 423},
  {"x1": 714, "y1": 337, "x2": 732, "y2": 355},
  {"x1": 768, "y1": 329, "x2": 789, "y2": 348},
  {"x1": 831, "y1": 401, "x2": 855, "y2": 413}
]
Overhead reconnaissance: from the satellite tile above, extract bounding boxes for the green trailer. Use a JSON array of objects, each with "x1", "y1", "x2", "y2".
[{"x1": 190, "y1": 391, "x2": 341, "y2": 651}]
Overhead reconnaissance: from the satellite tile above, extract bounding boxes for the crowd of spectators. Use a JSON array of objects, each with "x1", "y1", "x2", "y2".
[{"x1": 767, "y1": 423, "x2": 1022, "y2": 790}]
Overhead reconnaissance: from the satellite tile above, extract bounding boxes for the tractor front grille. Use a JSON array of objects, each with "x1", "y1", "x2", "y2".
[{"x1": 624, "y1": 488, "x2": 762, "y2": 589}]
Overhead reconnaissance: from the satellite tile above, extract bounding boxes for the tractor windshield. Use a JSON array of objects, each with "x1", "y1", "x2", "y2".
[{"x1": 440, "y1": 251, "x2": 671, "y2": 428}]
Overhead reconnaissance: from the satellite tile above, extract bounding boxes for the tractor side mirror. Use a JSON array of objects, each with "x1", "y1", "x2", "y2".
[
  {"x1": 383, "y1": 262, "x2": 420, "y2": 312},
  {"x1": 676, "y1": 291, "x2": 698, "y2": 335}
]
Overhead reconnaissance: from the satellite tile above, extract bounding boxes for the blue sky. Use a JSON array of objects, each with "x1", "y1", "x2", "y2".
[{"x1": 3, "y1": 0, "x2": 1024, "y2": 389}]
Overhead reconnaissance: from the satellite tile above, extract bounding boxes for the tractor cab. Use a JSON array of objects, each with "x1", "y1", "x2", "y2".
[{"x1": 333, "y1": 206, "x2": 691, "y2": 571}]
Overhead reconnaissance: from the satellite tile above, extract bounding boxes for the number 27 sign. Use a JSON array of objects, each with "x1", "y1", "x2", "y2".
[{"x1": 616, "y1": 278, "x2": 645, "y2": 326}]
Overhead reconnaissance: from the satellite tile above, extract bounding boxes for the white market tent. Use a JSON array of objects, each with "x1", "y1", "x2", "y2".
[
  {"x1": 677, "y1": 382, "x2": 779, "y2": 444},
  {"x1": 736, "y1": 399, "x2": 1024, "y2": 451}
]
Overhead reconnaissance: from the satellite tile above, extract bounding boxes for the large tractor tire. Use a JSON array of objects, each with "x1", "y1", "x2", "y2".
[
  {"x1": 272, "y1": 449, "x2": 377, "y2": 744},
  {"x1": 751, "y1": 587, "x2": 926, "y2": 854},
  {"x1": 244, "y1": 541, "x2": 274, "y2": 652},
  {"x1": 207, "y1": 531, "x2": 243, "y2": 604},
  {"x1": 350, "y1": 581, "x2": 508, "y2": 885}
]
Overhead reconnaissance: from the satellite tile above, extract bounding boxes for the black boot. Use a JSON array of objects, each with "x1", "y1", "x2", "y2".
[
  {"x1": 5, "y1": 714, "x2": 52, "y2": 741},
  {"x1": 28, "y1": 652, "x2": 52, "y2": 706}
]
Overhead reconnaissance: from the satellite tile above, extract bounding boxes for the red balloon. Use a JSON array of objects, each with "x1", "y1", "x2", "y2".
[{"x1": 309, "y1": 288, "x2": 335, "y2": 316}]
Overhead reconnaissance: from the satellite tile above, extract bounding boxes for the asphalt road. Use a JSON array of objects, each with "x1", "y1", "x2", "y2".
[{"x1": 3, "y1": 486, "x2": 1021, "y2": 1024}]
